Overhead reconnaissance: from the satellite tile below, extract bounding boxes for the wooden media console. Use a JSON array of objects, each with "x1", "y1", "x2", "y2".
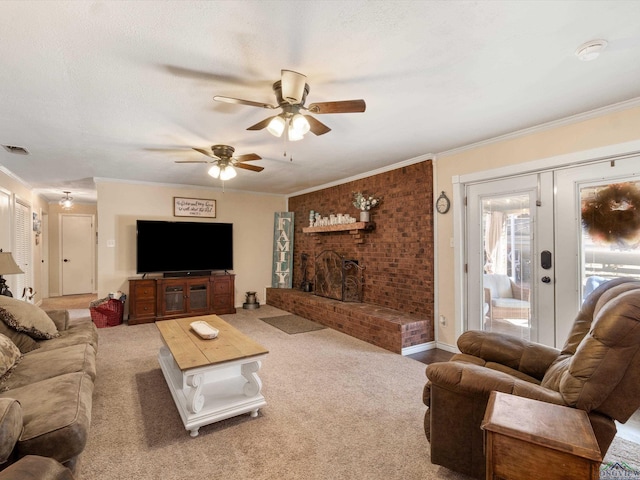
[{"x1": 128, "y1": 274, "x2": 236, "y2": 324}]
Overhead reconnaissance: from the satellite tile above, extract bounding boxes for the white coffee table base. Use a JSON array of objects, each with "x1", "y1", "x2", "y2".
[{"x1": 158, "y1": 345, "x2": 267, "y2": 437}]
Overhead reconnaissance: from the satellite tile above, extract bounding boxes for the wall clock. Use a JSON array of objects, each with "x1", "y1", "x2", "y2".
[{"x1": 436, "y1": 191, "x2": 450, "y2": 214}]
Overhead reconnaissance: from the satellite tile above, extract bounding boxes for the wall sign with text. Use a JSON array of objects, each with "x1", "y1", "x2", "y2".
[
  {"x1": 272, "y1": 212, "x2": 294, "y2": 288},
  {"x1": 173, "y1": 197, "x2": 216, "y2": 218}
]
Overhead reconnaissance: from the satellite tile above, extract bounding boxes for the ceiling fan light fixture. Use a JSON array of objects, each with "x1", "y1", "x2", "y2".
[
  {"x1": 281, "y1": 70, "x2": 307, "y2": 104},
  {"x1": 208, "y1": 164, "x2": 221, "y2": 178},
  {"x1": 219, "y1": 165, "x2": 237, "y2": 181},
  {"x1": 288, "y1": 126, "x2": 305, "y2": 142},
  {"x1": 267, "y1": 116, "x2": 286, "y2": 137},
  {"x1": 59, "y1": 191, "x2": 73, "y2": 210},
  {"x1": 291, "y1": 114, "x2": 310, "y2": 135}
]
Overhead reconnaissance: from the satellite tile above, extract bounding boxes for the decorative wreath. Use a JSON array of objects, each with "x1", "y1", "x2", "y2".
[{"x1": 581, "y1": 182, "x2": 640, "y2": 245}]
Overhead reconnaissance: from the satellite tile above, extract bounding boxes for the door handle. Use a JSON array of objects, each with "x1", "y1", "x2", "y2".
[
  {"x1": 63, "y1": 259, "x2": 70, "y2": 262},
  {"x1": 541, "y1": 250, "x2": 552, "y2": 269},
  {"x1": 541, "y1": 276, "x2": 551, "y2": 284}
]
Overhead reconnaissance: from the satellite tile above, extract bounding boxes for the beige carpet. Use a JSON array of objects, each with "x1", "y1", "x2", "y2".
[
  {"x1": 260, "y1": 314, "x2": 326, "y2": 334},
  {"x1": 72, "y1": 306, "x2": 639, "y2": 480}
]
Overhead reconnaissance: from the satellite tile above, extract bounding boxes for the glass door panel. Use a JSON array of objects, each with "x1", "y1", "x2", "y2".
[
  {"x1": 581, "y1": 180, "x2": 640, "y2": 298},
  {"x1": 555, "y1": 156, "x2": 640, "y2": 343},
  {"x1": 482, "y1": 194, "x2": 532, "y2": 340}
]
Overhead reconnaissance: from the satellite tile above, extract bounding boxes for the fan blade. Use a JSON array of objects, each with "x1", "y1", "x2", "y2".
[
  {"x1": 307, "y1": 99, "x2": 366, "y2": 114},
  {"x1": 305, "y1": 115, "x2": 332, "y2": 136},
  {"x1": 175, "y1": 160, "x2": 210, "y2": 164},
  {"x1": 213, "y1": 95, "x2": 277, "y2": 109},
  {"x1": 234, "y1": 153, "x2": 262, "y2": 162},
  {"x1": 192, "y1": 147, "x2": 219, "y2": 159},
  {"x1": 235, "y1": 163, "x2": 264, "y2": 172},
  {"x1": 247, "y1": 116, "x2": 277, "y2": 131}
]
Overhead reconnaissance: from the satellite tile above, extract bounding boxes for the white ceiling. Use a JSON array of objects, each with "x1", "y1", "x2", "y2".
[{"x1": 2, "y1": 1, "x2": 640, "y2": 204}]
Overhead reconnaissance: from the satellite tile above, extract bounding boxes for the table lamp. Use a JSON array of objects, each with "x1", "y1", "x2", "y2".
[{"x1": 0, "y1": 251, "x2": 24, "y2": 297}]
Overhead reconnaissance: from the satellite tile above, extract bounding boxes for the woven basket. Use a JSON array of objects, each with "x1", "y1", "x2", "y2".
[{"x1": 90, "y1": 299, "x2": 124, "y2": 328}]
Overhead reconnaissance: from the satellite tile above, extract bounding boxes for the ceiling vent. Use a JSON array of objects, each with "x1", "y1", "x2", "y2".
[{"x1": 2, "y1": 145, "x2": 29, "y2": 155}]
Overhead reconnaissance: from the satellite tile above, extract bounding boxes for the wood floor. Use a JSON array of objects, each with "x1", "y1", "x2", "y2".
[{"x1": 40, "y1": 293, "x2": 98, "y2": 310}]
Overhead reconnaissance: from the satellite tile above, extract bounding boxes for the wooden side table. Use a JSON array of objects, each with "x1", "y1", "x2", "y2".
[{"x1": 481, "y1": 391, "x2": 601, "y2": 480}]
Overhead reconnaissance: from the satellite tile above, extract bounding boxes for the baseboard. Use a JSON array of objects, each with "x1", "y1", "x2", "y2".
[
  {"x1": 401, "y1": 341, "x2": 435, "y2": 356},
  {"x1": 434, "y1": 342, "x2": 459, "y2": 354}
]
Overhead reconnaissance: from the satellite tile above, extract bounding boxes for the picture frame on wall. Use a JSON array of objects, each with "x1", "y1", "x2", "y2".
[{"x1": 173, "y1": 197, "x2": 216, "y2": 218}]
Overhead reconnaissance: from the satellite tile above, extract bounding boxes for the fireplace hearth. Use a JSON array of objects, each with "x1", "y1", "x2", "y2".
[{"x1": 314, "y1": 250, "x2": 365, "y2": 302}]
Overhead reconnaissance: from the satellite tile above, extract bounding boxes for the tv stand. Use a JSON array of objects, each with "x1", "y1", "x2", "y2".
[{"x1": 128, "y1": 273, "x2": 236, "y2": 325}]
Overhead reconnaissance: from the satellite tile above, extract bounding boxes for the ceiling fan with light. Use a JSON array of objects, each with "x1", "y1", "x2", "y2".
[
  {"x1": 175, "y1": 144, "x2": 263, "y2": 181},
  {"x1": 213, "y1": 70, "x2": 366, "y2": 142}
]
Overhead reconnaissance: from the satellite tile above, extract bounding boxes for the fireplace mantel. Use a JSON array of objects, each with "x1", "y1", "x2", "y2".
[{"x1": 302, "y1": 221, "x2": 375, "y2": 234}]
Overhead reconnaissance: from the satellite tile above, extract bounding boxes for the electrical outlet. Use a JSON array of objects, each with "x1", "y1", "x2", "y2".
[{"x1": 439, "y1": 314, "x2": 446, "y2": 326}]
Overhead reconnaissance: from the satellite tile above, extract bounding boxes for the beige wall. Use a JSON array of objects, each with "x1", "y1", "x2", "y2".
[
  {"x1": 434, "y1": 104, "x2": 640, "y2": 348},
  {"x1": 0, "y1": 170, "x2": 49, "y2": 304},
  {"x1": 96, "y1": 180, "x2": 286, "y2": 312}
]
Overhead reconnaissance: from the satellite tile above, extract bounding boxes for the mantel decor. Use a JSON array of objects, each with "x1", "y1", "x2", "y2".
[
  {"x1": 353, "y1": 192, "x2": 380, "y2": 222},
  {"x1": 173, "y1": 197, "x2": 216, "y2": 218}
]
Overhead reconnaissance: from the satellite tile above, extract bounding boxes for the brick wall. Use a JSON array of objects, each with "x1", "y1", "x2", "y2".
[{"x1": 287, "y1": 160, "x2": 434, "y2": 341}]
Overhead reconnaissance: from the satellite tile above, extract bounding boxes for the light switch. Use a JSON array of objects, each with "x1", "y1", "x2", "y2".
[{"x1": 106, "y1": 239, "x2": 115, "y2": 248}]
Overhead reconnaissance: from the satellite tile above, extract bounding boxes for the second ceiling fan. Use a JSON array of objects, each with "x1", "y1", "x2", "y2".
[
  {"x1": 214, "y1": 70, "x2": 366, "y2": 141},
  {"x1": 176, "y1": 144, "x2": 263, "y2": 181}
]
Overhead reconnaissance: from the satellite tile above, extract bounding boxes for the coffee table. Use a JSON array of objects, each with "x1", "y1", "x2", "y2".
[{"x1": 156, "y1": 315, "x2": 269, "y2": 437}]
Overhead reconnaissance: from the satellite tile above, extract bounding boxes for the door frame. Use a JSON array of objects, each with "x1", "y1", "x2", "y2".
[{"x1": 450, "y1": 140, "x2": 640, "y2": 349}]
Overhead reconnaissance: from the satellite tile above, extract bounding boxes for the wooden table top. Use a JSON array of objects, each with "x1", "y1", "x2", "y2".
[
  {"x1": 481, "y1": 391, "x2": 601, "y2": 462},
  {"x1": 156, "y1": 315, "x2": 268, "y2": 371}
]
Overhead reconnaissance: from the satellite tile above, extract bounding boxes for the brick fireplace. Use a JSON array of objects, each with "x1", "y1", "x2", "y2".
[{"x1": 267, "y1": 160, "x2": 435, "y2": 352}]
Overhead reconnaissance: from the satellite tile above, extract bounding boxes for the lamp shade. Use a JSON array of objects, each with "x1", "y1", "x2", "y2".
[
  {"x1": 208, "y1": 164, "x2": 221, "y2": 178},
  {"x1": 0, "y1": 252, "x2": 23, "y2": 275},
  {"x1": 219, "y1": 165, "x2": 237, "y2": 181},
  {"x1": 281, "y1": 70, "x2": 307, "y2": 104},
  {"x1": 267, "y1": 116, "x2": 286, "y2": 137},
  {"x1": 290, "y1": 114, "x2": 310, "y2": 135}
]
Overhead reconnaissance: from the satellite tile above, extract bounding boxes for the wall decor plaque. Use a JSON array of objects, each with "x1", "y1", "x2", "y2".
[{"x1": 173, "y1": 197, "x2": 216, "y2": 218}]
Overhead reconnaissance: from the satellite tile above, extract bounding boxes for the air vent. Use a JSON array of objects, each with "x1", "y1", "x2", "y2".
[{"x1": 2, "y1": 145, "x2": 29, "y2": 155}]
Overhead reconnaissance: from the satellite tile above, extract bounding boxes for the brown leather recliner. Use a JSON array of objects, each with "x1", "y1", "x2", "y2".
[{"x1": 423, "y1": 277, "x2": 640, "y2": 479}]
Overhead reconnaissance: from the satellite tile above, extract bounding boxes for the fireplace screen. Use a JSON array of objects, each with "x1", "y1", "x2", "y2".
[{"x1": 314, "y1": 250, "x2": 365, "y2": 302}]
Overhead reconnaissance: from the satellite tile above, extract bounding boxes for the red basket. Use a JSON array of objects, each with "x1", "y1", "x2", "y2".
[{"x1": 90, "y1": 299, "x2": 124, "y2": 328}]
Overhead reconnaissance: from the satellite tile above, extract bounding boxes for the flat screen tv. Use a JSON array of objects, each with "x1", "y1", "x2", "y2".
[{"x1": 136, "y1": 220, "x2": 233, "y2": 275}]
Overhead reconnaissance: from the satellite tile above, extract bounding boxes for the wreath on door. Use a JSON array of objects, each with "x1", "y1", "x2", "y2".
[{"x1": 581, "y1": 182, "x2": 640, "y2": 245}]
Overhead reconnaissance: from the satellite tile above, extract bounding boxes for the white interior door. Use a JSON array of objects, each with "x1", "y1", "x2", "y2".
[
  {"x1": 61, "y1": 214, "x2": 95, "y2": 295},
  {"x1": 466, "y1": 172, "x2": 555, "y2": 346}
]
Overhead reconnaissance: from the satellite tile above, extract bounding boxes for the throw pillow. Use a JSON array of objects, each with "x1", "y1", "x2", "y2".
[
  {"x1": 0, "y1": 333, "x2": 21, "y2": 378},
  {"x1": 0, "y1": 296, "x2": 59, "y2": 340},
  {"x1": 0, "y1": 312, "x2": 40, "y2": 353}
]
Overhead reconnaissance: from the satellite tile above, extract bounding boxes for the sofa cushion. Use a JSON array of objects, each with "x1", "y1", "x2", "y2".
[
  {"x1": 0, "y1": 334, "x2": 21, "y2": 378},
  {"x1": 0, "y1": 398, "x2": 22, "y2": 464},
  {"x1": 0, "y1": 297, "x2": 59, "y2": 340},
  {"x1": 0, "y1": 455, "x2": 75, "y2": 480},
  {"x1": 35, "y1": 321, "x2": 98, "y2": 353},
  {"x1": 0, "y1": 320, "x2": 39, "y2": 354},
  {"x1": 0, "y1": 372, "x2": 93, "y2": 464},
  {"x1": 1, "y1": 344, "x2": 96, "y2": 391},
  {"x1": 492, "y1": 297, "x2": 529, "y2": 309}
]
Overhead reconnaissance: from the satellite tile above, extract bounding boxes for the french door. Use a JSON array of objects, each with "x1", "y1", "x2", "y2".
[
  {"x1": 466, "y1": 172, "x2": 555, "y2": 346},
  {"x1": 465, "y1": 156, "x2": 640, "y2": 348}
]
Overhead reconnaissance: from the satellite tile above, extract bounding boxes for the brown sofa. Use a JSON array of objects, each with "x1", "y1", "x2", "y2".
[
  {"x1": 0, "y1": 301, "x2": 97, "y2": 476},
  {"x1": 423, "y1": 277, "x2": 640, "y2": 479}
]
